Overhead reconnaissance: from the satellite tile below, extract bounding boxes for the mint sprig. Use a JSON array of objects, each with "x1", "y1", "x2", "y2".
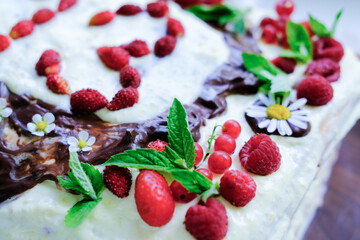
[
  {"x1": 280, "y1": 21, "x2": 312, "y2": 63},
  {"x1": 309, "y1": 10, "x2": 343, "y2": 37},
  {"x1": 58, "y1": 152, "x2": 104, "y2": 228}
]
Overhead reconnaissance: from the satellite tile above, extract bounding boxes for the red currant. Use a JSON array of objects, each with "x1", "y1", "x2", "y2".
[
  {"x1": 222, "y1": 120, "x2": 241, "y2": 139},
  {"x1": 262, "y1": 25, "x2": 277, "y2": 44},
  {"x1": 194, "y1": 142, "x2": 204, "y2": 166},
  {"x1": 275, "y1": 0, "x2": 295, "y2": 17},
  {"x1": 170, "y1": 180, "x2": 197, "y2": 203},
  {"x1": 208, "y1": 151, "x2": 232, "y2": 174},
  {"x1": 196, "y1": 168, "x2": 213, "y2": 180},
  {"x1": 214, "y1": 134, "x2": 236, "y2": 154}
]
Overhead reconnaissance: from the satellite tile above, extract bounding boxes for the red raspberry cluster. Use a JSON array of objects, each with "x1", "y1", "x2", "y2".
[{"x1": 174, "y1": 0, "x2": 224, "y2": 9}]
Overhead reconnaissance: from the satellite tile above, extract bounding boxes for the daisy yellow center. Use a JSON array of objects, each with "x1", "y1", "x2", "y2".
[
  {"x1": 35, "y1": 121, "x2": 47, "y2": 132},
  {"x1": 266, "y1": 104, "x2": 291, "y2": 120},
  {"x1": 78, "y1": 140, "x2": 87, "y2": 149}
]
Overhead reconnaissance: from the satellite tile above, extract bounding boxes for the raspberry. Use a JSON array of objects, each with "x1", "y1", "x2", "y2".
[
  {"x1": 167, "y1": 18, "x2": 185, "y2": 37},
  {"x1": 222, "y1": 120, "x2": 241, "y2": 139},
  {"x1": 46, "y1": 74, "x2": 70, "y2": 95},
  {"x1": 154, "y1": 36, "x2": 177, "y2": 57},
  {"x1": 9, "y1": 20, "x2": 35, "y2": 39},
  {"x1": 174, "y1": 0, "x2": 202, "y2": 8},
  {"x1": 297, "y1": 75, "x2": 333, "y2": 106},
  {"x1": 135, "y1": 170, "x2": 175, "y2": 227},
  {"x1": 147, "y1": 1, "x2": 169, "y2": 18},
  {"x1": 194, "y1": 142, "x2": 204, "y2": 166},
  {"x1": 89, "y1": 11, "x2": 115, "y2": 26},
  {"x1": 103, "y1": 166, "x2": 132, "y2": 198},
  {"x1": 305, "y1": 58, "x2": 340, "y2": 83},
  {"x1": 260, "y1": 17, "x2": 277, "y2": 28},
  {"x1": 185, "y1": 198, "x2": 228, "y2": 240},
  {"x1": 275, "y1": 0, "x2": 295, "y2": 17},
  {"x1": 106, "y1": 87, "x2": 139, "y2": 111},
  {"x1": 214, "y1": 134, "x2": 236, "y2": 154},
  {"x1": 196, "y1": 168, "x2": 213, "y2": 180},
  {"x1": 271, "y1": 57, "x2": 297, "y2": 74},
  {"x1": 313, "y1": 37, "x2": 344, "y2": 62},
  {"x1": 208, "y1": 151, "x2": 232, "y2": 174},
  {"x1": 35, "y1": 50, "x2": 61, "y2": 76},
  {"x1": 219, "y1": 170, "x2": 256, "y2": 207},
  {"x1": 122, "y1": 40, "x2": 150, "y2": 57},
  {"x1": 70, "y1": 88, "x2": 108, "y2": 113},
  {"x1": 116, "y1": 4, "x2": 142, "y2": 16},
  {"x1": 32, "y1": 9, "x2": 56, "y2": 24},
  {"x1": 239, "y1": 134, "x2": 281, "y2": 176},
  {"x1": 58, "y1": 0, "x2": 77, "y2": 12},
  {"x1": 170, "y1": 180, "x2": 197, "y2": 203},
  {"x1": 262, "y1": 25, "x2": 277, "y2": 44},
  {"x1": 0, "y1": 35, "x2": 11, "y2": 53},
  {"x1": 97, "y1": 46, "x2": 130, "y2": 71},
  {"x1": 147, "y1": 139, "x2": 169, "y2": 152},
  {"x1": 120, "y1": 66, "x2": 141, "y2": 88}
]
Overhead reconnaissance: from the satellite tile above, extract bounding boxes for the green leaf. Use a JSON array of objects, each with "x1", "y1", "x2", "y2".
[
  {"x1": 58, "y1": 174, "x2": 85, "y2": 196},
  {"x1": 81, "y1": 163, "x2": 104, "y2": 198},
  {"x1": 309, "y1": 15, "x2": 331, "y2": 37},
  {"x1": 188, "y1": 5, "x2": 236, "y2": 23},
  {"x1": 104, "y1": 148, "x2": 176, "y2": 171},
  {"x1": 65, "y1": 198, "x2": 102, "y2": 228},
  {"x1": 279, "y1": 49, "x2": 310, "y2": 62},
  {"x1": 233, "y1": 14, "x2": 245, "y2": 35},
  {"x1": 167, "y1": 98, "x2": 196, "y2": 169},
  {"x1": 200, "y1": 182, "x2": 220, "y2": 202},
  {"x1": 331, "y1": 10, "x2": 343, "y2": 36},
  {"x1": 242, "y1": 53, "x2": 284, "y2": 81},
  {"x1": 285, "y1": 21, "x2": 312, "y2": 62},
  {"x1": 170, "y1": 169, "x2": 213, "y2": 194},
  {"x1": 165, "y1": 145, "x2": 187, "y2": 169}
]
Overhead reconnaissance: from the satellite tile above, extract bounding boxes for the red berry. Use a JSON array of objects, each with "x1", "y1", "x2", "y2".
[
  {"x1": 297, "y1": 75, "x2": 333, "y2": 106},
  {"x1": 147, "y1": 139, "x2": 169, "y2": 152},
  {"x1": 154, "y1": 36, "x2": 177, "y2": 57},
  {"x1": 313, "y1": 37, "x2": 344, "y2": 62},
  {"x1": 196, "y1": 168, "x2": 213, "y2": 180},
  {"x1": 174, "y1": 0, "x2": 202, "y2": 8},
  {"x1": 220, "y1": 170, "x2": 256, "y2": 207},
  {"x1": 89, "y1": 11, "x2": 115, "y2": 26},
  {"x1": 214, "y1": 134, "x2": 236, "y2": 154},
  {"x1": 58, "y1": 0, "x2": 77, "y2": 12},
  {"x1": 262, "y1": 25, "x2": 277, "y2": 44},
  {"x1": 116, "y1": 4, "x2": 142, "y2": 16},
  {"x1": 208, "y1": 151, "x2": 232, "y2": 174},
  {"x1": 147, "y1": 1, "x2": 169, "y2": 18},
  {"x1": 271, "y1": 57, "x2": 297, "y2": 74},
  {"x1": 167, "y1": 18, "x2": 185, "y2": 37},
  {"x1": 260, "y1": 17, "x2": 277, "y2": 28},
  {"x1": 35, "y1": 49, "x2": 61, "y2": 76},
  {"x1": 32, "y1": 9, "x2": 55, "y2": 24},
  {"x1": 239, "y1": 134, "x2": 281, "y2": 176},
  {"x1": 170, "y1": 180, "x2": 197, "y2": 203},
  {"x1": 203, "y1": 0, "x2": 224, "y2": 5},
  {"x1": 103, "y1": 166, "x2": 132, "y2": 198},
  {"x1": 70, "y1": 88, "x2": 108, "y2": 113},
  {"x1": 9, "y1": 20, "x2": 35, "y2": 39},
  {"x1": 120, "y1": 66, "x2": 141, "y2": 88},
  {"x1": 46, "y1": 74, "x2": 70, "y2": 95},
  {"x1": 122, "y1": 40, "x2": 150, "y2": 57},
  {"x1": 185, "y1": 198, "x2": 228, "y2": 240},
  {"x1": 135, "y1": 170, "x2": 175, "y2": 227},
  {"x1": 0, "y1": 35, "x2": 11, "y2": 53},
  {"x1": 97, "y1": 46, "x2": 130, "y2": 71},
  {"x1": 107, "y1": 87, "x2": 139, "y2": 111},
  {"x1": 305, "y1": 58, "x2": 340, "y2": 83},
  {"x1": 275, "y1": 0, "x2": 295, "y2": 17},
  {"x1": 194, "y1": 142, "x2": 204, "y2": 166},
  {"x1": 301, "y1": 21, "x2": 314, "y2": 37},
  {"x1": 222, "y1": 120, "x2": 241, "y2": 139}
]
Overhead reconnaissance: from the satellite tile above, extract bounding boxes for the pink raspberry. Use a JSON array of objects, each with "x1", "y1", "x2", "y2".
[
  {"x1": 313, "y1": 37, "x2": 344, "y2": 62},
  {"x1": 305, "y1": 58, "x2": 340, "y2": 82},
  {"x1": 297, "y1": 75, "x2": 333, "y2": 106}
]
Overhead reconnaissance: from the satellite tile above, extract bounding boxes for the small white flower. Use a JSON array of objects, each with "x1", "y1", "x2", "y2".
[
  {"x1": 27, "y1": 113, "x2": 56, "y2": 137},
  {"x1": 0, "y1": 98, "x2": 12, "y2": 122},
  {"x1": 67, "y1": 131, "x2": 96, "y2": 152},
  {"x1": 246, "y1": 93, "x2": 310, "y2": 136}
]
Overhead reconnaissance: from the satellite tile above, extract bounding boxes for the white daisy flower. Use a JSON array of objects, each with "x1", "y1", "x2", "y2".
[
  {"x1": 246, "y1": 93, "x2": 310, "y2": 136},
  {"x1": 27, "y1": 113, "x2": 56, "y2": 137},
  {"x1": 67, "y1": 131, "x2": 96, "y2": 152},
  {"x1": 0, "y1": 98, "x2": 12, "y2": 122}
]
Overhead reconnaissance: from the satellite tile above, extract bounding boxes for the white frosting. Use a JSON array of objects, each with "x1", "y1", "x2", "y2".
[
  {"x1": 0, "y1": 0, "x2": 229, "y2": 123},
  {"x1": 1, "y1": 1, "x2": 360, "y2": 240}
]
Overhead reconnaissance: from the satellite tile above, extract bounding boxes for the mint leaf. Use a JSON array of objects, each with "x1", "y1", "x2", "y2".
[
  {"x1": 188, "y1": 5, "x2": 236, "y2": 22},
  {"x1": 331, "y1": 10, "x2": 343, "y2": 36},
  {"x1": 233, "y1": 12, "x2": 246, "y2": 35},
  {"x1": 167, "y1": 98, "x2": 196, "y2": 169},
  {"x1": 58, "y1": 173, "x2": 85, "y2": 196},
  {"x1": 309, "y1": 10, "x2": 343, "y2": 37},
  {"x1": 65, "y1": 198, "x2": 102, "y2": 228},
  {"x1": 165, "y1": 145, "x2": 187, "y2": 169},
  {"x1": 200, "y1": 182, "x2": 220, "y2": 202},
  {"x1": 81, "y1": 163, "x2": 104, "y2": 198},
  {"x1": 170, "y1": 169, "x2": 213, "y2": 194}
]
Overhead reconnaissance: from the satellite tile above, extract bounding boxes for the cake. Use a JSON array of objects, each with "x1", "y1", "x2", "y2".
[{"x1": 0, "y1": 0, "x2": 359, "y2": 239}]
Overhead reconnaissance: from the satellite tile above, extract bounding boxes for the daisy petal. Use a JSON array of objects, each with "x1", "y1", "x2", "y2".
[
  {"x1": 288, "y1": 117, "x2": 307, "y2": 129},
  {"x1": 44, "y1": 113, "x2": 55, "y2": 123},
  {"x1": 27, "y1": 123, "x2": 36, "y2": 133},
  {"x1": 283, "y1": 121, "x2": 293, "y2": 136},
  {"x1": 288, "y1": 98, "x2": 307, "y2": 111},
  {"x1": 67, "y1": 136, "x2": 79, "y2": 145},
  {"x1": 69, "y1": 146, "x2": 80, "y2": 152},
  {"x1": 82, "y1": 146, "x2": 92, "y2": 152},
  {"x1": 32, "y1": 114, "x2": 42, "y2": 123},
  {"x1": 78, "y1": 131, "x2": 89, "y2": 141},
  {"x1": 267, "y1": 119, "x2": 277, "y2": 133},
  {"x1": 291, "y1": 115, "x2": 310, "y2": 122},
  {"x1": 45, "y1": 123, "x2": 56, "y2": 133},
  {"x1": 33, "y1": 131, "x2": 45, "y2": 137},
  {"x1": 86, "y1": 136, "x2": 96, "y2": 146},
  {"x1": 1, "y1": 108, "x2": 12, "y2": 118},
  {"x1": 0, "y1": 98, "x2": 7, "y2": 108},
  {"x1": 258, "y1": 119, "x2": 271, "y2": 129},
  {"x1": 291, "y1": 110, "x2": 310, "y2": 116},
  {"x1": 269, "y1": 94, "x2": 276, "y2": 105},
  {"x1": 248, "y1": 106, "x2": 268, "y2": 112},
  {"x1": 282, "y1": 96, "x2": 290, "y2": 107},
  {"x1": 278, "y1": 120, "x2": 286, "y2": 136},
  {"x1": 246, "y1": 110, "x2": 267, "y2": 118},
  {"x1": 258, "y1": 93, "x2": 270, "y2": 106}
]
